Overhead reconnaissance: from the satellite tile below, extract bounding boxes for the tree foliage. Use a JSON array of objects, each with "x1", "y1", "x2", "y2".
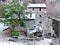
[{"x1": 1, "y1": 0, "x2": 27, "y2": 27}]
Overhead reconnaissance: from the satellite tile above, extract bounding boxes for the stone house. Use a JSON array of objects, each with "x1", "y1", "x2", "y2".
[{"x1": 26, "y1": 3, "x2": 53, "y2": 35}]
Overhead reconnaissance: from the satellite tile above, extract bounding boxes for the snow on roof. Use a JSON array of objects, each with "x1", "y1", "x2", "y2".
[
  {"x1": 0, "y1": 23, "x2": 9, "y2": 32},
  {"x1": 28, "y1": 3, "x2": 46, "y2": 8}
]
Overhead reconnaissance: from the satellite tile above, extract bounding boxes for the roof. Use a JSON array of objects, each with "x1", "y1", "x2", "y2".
[{"x1": 28, "y1": 3, "x2": 46, "y2": 8}]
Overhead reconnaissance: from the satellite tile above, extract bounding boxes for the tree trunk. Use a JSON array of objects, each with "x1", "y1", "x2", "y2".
[{"x1": 11, "y1": 25, "x2": 15, "y2": 31}]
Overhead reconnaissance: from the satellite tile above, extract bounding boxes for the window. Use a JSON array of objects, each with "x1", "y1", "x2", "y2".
[
  {"x1": 30, "y1": 13, "x2": 32, "y2": 17},
  {"x1": 39, "y1": 8, "x2": 41, "y2": 11},
  {"x1": 39, "y1": 22, "x2": 42, "y2": 23},
  {"x1": 33, "y1": 8, "x2": 34, "y2": 11},
  {"x1": 39, "y1": 15, "x2": 42, "y2": 17}
]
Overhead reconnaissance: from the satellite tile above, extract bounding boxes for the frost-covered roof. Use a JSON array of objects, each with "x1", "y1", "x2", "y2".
[
  {"x1": 0, "y1": 23, "x2": 9, "y2": 32},
  {"x1": 28, "y1": 3, "x2": 46, "y2": 8}
]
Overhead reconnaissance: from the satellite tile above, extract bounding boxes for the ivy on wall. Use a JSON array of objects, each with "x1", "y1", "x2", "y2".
[{"x1": 52, "y1": 19, "x2": 60, "y2": 37}]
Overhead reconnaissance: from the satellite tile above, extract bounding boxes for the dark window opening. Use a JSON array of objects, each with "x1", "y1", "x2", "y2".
[
  {"x1": 39, "y1": 22, "x2": 42, "y2": 23},
  {"x1": 39, "y1": 15, "x2": 42, "y2": 17},
  {"x1": 30, "y1": 13, "x2": 32, "y2": 17},
  {"x1": 33, "y1": 8, "x2": 34, "y2": 11},
  {"x1": 39, "y1": 8, "x2": 41, "y2": 11}
]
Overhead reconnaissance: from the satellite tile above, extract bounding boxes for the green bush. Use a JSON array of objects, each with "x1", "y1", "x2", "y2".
[{"x1": 12, "y1": 31, "x2": 19, "y2": 39}]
